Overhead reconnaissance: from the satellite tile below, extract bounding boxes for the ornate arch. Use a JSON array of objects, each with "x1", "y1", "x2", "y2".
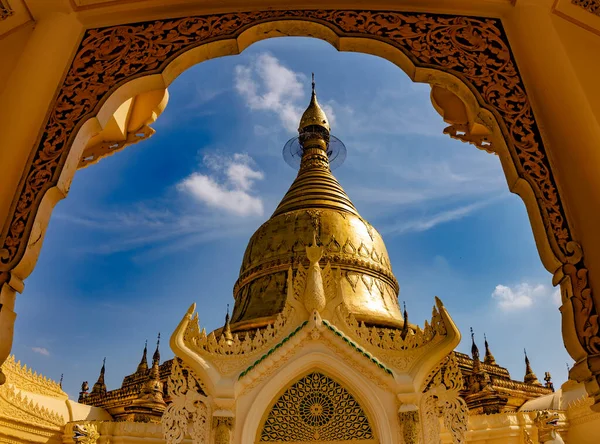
[
  {"x1": 258, "y1": 371, "x2": 376, "y2": 443},
  {"x1": 0, "y1": 8, "x2": 598, "y2": 406}
]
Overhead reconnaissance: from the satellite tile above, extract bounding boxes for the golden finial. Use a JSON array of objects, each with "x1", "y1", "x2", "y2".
[
  {"x1": 470, "y1": 327, "x2": 480, "y2": 362},
  {"x1": 400, "y1": 301, "x2": 410, "y2": 340},
  {"x1": 484, "y1": 333, "x2": 497, "y2": 366},
  {"x1": 299, "y1": 73, "x2": 330, "y2": 133},
  {"x1": 221, "y1": 304, "x2": 234, "y2": 346},
  {"x1": 524, "y1": 349, "x2": 542, "y2": 386}
]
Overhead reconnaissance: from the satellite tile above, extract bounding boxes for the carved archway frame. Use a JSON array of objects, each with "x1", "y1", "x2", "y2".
[{"x1": 0, "y1": 9, "x2": 599, "y2": 408}]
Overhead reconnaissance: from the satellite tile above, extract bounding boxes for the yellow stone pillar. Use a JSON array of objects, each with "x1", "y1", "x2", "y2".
[
  {"x1": 0, "y1": 11, "x2": 82, "y2": 383},
  {"x1": 0, "y1": 11, "x2": 82, "y2": 228},
  {"x1": 504, "y1": 4, "x2": 600, "y2": 407}
]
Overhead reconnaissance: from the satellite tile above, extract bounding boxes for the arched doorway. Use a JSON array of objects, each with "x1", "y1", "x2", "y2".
[{"x1": 0, "y1": 8, "x2": 598, "y2": 409}]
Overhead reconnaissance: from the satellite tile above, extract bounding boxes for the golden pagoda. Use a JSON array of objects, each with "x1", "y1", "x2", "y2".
[
  {"x1": 232, "y1": 76, "x2": 402, "y2": 332},
  {"x1": 3, "y1": 81, "x2": 600, "y2": 444}
]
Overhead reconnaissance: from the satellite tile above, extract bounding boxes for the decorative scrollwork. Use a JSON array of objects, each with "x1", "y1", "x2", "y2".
[
  {"x1": 260, "y1": 372, "x2": 374, "y2": 442},
  {"x1": 161, "y1": 358, "x2": 209, "y2": 444},
  {"x1": 398, "y1": 410, "x2": 420, "y2": 444},
  {"x1": 0, "y1": 7, "x2": 597, "y2": 376},
  {"x1": 421, "y1": 354, "x2": 468, "y2": 444}
]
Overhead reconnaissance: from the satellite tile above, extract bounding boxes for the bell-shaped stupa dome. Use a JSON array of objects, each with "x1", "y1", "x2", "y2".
[{"x1": 230, "y1": 76, "x2": 402, "y2": 331}]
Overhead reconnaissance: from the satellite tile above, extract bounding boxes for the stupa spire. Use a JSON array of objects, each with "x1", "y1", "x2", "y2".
[
  {"x1": 136, "y1": 340, "x2": 148, "y2": 373},
  {"x1": 152, "y1": 333, "x2": 160, "y2": 366},
  {"x1": 298, "y1": 73, "x2": 330, "y2": 133},
  {"x1": 400, "y1": 302, "x2": 410, "y2": 340},
  {"x1": 220, "y1": 305, "x2": 234, "y2": 346},
  {"x1": 273, "y1": 75, "x2": 357, "y2": 218},
  {"x1": 524, "y1": 349, "x2": 542, "y2": 386},
  {"x1": 484, "y1": 333, "x2": 497, "y2": 366},
  {"x1": 91, "y1": 358, "x2": 107, "y2": 394},
  {"x1": 471, "y1": 328, "x2": 480, "y2": 362}
]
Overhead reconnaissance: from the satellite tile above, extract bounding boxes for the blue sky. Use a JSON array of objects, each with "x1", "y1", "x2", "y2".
[{"x1": 12, "y1": 37, "x2": 570, "y2": 400}]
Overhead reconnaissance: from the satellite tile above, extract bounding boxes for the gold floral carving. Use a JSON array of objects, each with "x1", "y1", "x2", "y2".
[
  {"x1": 0, "y1": 9, "x2": 596, "y2": 373},
  {"x1": 342, "y1": 298, "x2": 447, "y2": 352},
  {"x1": 0, "y1": 355, "x2": 67, "y2": 399},
  {"x1": 398, "y1": 411, "x2": 420, "y2": 444},
  {"x1": 183, "y1": 306, "x2": 290, "y2": 359},
  {"x1": 213, "y1": 416, "x2": 234, "y2": 444},
  {"x1": 162, "y1": 359, "x2": 209, "y2": 444},
  {"x1": 421, "y1": 354, "x2": 468, "y2": 444},
  {"x1": 0, "y1": 0, "x2": 13, "y2": 20},
  {"x1": 259, "y1": 372, "x2": 374, "y2": 442},
  {"x1": 572, "y1": 0, "x2": 600, "y2": 16}
]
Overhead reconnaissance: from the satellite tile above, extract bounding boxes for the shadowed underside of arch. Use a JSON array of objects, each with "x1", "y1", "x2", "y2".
[{"x1": 0, "y1": 8, "x2": 598, "y2": 407}]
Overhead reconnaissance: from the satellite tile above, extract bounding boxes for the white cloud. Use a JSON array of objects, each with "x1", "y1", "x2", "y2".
[
  {"x1": 178, "y1": 153, "x2": 264, "y2": 217},
  {"x1": 32, "y1": 347, "x2": 50, "y2": 356},
  {"x1": 234, "y1": 53, "x2": 336, "y2": 133},
  {"x1": 492, "y1": 283, "x2": 561, "y2": 311},
  {"x1": 381, "y1": 196, "x2": 504, "y2": 236}
]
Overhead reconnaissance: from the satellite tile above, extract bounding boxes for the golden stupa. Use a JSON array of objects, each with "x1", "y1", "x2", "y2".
[{"x1": 230, "y1": 77, "x2": 402, "y2": 331}]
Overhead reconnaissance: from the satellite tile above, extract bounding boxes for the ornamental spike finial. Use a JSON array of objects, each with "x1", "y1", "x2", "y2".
[
  {"x1": 484, "y1": 333, "x2": 497, "y2": 365},
  {"x1": 401, "y1": 301, "x2": 410, "y2": 340},
  {"x1": 470, "y1": 327, "x2": 480, "y2": 362},
  {"x1": 152, "y1": 333, "x2": 160, "y2": 365},
  {"x1": 136, "y1": 339, "x2": 148, "y2": 373},
  {"x1": 524, "y1": 349, "x2": 542, "y2": 386},
  {"x1": 299, "y1": 73, "x2": 330, "y2": 133}
]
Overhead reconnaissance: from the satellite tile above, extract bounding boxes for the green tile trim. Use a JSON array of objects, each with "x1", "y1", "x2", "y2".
[
  {"x1": 321, "y1": 320, "x2": 393, "y2": 376},
  {"x1": 238, "y1": 321, "x2": 309, "y2": 380}
]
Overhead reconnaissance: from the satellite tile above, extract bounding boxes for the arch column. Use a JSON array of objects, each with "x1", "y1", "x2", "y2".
[
  {"x1": 0, "y1": 7, "x2": 600, "y2": 410},
  {"x1": 505, "y1": 5, "x2": 600, "y2": 403}
]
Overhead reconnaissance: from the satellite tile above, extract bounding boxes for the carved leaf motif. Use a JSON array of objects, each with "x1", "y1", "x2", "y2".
[{"x1": 162, "y1": 359, "x2": 209, "y2": 444}]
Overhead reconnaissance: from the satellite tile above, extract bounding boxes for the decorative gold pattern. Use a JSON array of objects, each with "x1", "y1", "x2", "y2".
[
  {"x1": 260, "y1": 372, "x2": 374, "y2": 442},
  {"x1": 0, "y1": 7, "x2": 597, "y2": 385},
  {"x1": 0, "y1": 0, "x2": 13, "y2": 20},
  {"x1": 162, "y1": 359, "x2": 209, "y2": 444},
  {"x1": 213, "y1": 416, "x2": 234, "y2": 444},
  {"x1": 571, "y1": 0, "x2": 600, "y2": 16},
  {"x1": 1, "y1": 355, "x2": 67, "y2": 399},
  {"x1": 422, "y1": 355, "x2": 468, "y2": 444},
  {"x1": 0, "y1": 383, "x2": 65, "y2": 428},
  {"x1": 398, "y1": 411, "x2": 419, "y2": 444}
]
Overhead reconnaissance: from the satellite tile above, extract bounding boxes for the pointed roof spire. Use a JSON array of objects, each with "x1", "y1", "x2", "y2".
[
  {"x1": 298, "y1": 73, "x2": 330, "y2": 133},
  {"x1": 136, "y1": 340, "x2": 148, "y2": 373},
  {"x1": 524, "y1": 349, "x2": 542, "y2": 386},
  {"x1": 220, "y1": 304, "x2": 234, "y2": 346},
  {"x1": 59, "y1": 373, "x2": 63, "y2": 389},
  {"x1": 544, "y1": 372, "x2": 555, "y2": 392},
  {"x1": 471, "y1": 327, "x2": 480, "y2": 362},
  {"x1": 400, "y1": 301, "x2": 410, "y2": 340},
  {"x1": 484, "y1": 333, "x2": 497, "y2": 366},
  {"x1": 91, "y1": 358, "x2": 107, "y2": 394},
  {"x1": 152, "y1": 333, "x2": 160, "y2": 365}
]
